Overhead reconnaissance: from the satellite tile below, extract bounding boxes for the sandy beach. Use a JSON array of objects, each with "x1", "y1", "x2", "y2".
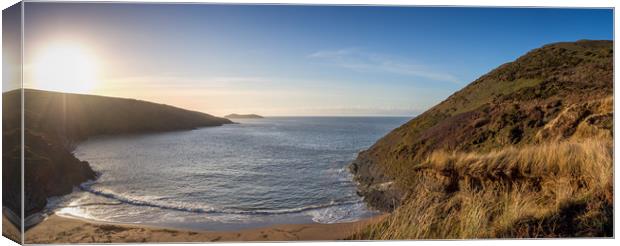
[
  {"x1": 2, "y1": 216, "x2": 21, "y2": 243},
  {"x1": 23, "y1": 214, "x2": 384, "y2": 243}
]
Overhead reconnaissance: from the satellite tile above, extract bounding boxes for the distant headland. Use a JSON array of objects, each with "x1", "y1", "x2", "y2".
[{"x1": 225, "y1": 113, "x2": 264, "y2": 119}]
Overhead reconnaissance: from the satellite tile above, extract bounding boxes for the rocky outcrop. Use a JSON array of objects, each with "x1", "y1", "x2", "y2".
[
  {"x1": 22, "y1": 130, "x2": 97, "y2": 216},
  {"x1": 349, "y1": 153, "x2": 403, "y2": 212}
]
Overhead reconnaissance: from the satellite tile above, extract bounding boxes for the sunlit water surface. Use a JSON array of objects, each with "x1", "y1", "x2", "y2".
[{"x1": 48, "y1": 117, "x2": 409, "y2": 230}]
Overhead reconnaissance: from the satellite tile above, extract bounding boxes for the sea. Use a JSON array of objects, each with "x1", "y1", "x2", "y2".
[{"x1": 46, "y1": 117, "x2": 409, "y2": 231}]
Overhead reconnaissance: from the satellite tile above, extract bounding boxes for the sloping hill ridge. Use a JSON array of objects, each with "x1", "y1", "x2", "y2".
[
  {"x1": 350, "y1": 40, "x2": 612, "y2": 238},
  {"x1": 2, "y1": 89, "x2": 232, "y2": 222},
  {"x1": 22, "y1": 89, "x2": 232, "y2": 141}
]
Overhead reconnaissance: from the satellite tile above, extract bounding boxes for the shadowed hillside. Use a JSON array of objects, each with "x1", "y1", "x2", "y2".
[
  {"x1": 350, "y1": 40, "x2": 613, "y2": 238},
  {"x1": 2, "y1": 89, "x2": 232, "y2": 223},
  {"x1": 19, "y1": 89, "x2": 232, "y2": 142}
]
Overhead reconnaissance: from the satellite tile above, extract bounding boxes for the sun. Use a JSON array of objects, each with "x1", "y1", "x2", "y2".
[{"x1": 32, "y1": 43, "x2": 99, "y2": 94}]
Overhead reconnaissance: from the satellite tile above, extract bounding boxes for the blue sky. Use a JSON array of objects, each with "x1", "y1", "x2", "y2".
[{"x1": 21, "y1": 3, "x2": 613, "y2": 116}]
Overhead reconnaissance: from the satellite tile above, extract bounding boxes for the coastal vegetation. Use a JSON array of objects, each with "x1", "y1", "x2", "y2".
[
  {"x1": 350, "y1": 40, "x2": 613, "y2": 238},
  {"x1": 353, "y1": 137, "x2": 612, "y2": 239}
]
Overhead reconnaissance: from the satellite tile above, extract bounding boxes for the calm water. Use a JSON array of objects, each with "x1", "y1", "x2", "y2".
[{"x1": 48, "y1": 117, "x2": 409, "y2": 230}]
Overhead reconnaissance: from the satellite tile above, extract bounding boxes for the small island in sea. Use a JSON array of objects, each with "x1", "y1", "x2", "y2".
[{"x1": 225, "y1": 113, "x2": 264, "y2": 119}]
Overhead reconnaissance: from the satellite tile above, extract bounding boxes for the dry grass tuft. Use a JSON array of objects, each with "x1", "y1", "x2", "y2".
[{"x1": 353, "y1": 138, "x2": 612, "y2": 239}]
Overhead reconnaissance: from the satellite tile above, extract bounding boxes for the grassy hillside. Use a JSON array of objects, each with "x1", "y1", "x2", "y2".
[
  {"x1": 350, "y1": 40, "x2": 613, "y2": 238},
  {"x1": 2, "y1": 89, "x2": 232, "y2": 221},
  {"x1": 353, "y1": 137, "x2": 612, "y2": 239}
]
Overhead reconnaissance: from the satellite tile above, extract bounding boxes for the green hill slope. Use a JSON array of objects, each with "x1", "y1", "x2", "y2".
[{"x1": 350, "y1": 40, "x2": 613, "y2": 238}]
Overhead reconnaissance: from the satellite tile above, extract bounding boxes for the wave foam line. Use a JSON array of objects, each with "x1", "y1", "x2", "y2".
[{"x1": 79, "y1": 183, "x2": 360, "y2": 215}]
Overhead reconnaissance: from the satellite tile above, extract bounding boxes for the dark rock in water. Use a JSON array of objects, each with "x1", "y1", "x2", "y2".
[{"x1": 348, "y1": 153, "x2": 403, "y2": 212}]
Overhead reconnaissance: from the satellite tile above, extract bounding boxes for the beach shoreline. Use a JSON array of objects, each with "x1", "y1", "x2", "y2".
[{"x1": 23, "y1": 213, "x2": 384, "y2": 243}]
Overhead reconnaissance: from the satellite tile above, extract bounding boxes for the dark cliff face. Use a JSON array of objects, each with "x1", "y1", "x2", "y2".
[
  {"x1": 2, "y1": 90, "x2": 22, "y2": 224},
  {"x1": 22, "y1": 130, "x2": 97, "y2": 216},
  {"x1": 2, "y1": 89, "x2": 233, "y2": 221},
  {"x1": 351, "y1": 40, "x2": 613, "y2": 212}
]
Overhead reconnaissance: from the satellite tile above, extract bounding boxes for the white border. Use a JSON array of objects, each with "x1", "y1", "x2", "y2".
[{"x1": 1, "y1": 1, "x2": 617, "y2": 246}]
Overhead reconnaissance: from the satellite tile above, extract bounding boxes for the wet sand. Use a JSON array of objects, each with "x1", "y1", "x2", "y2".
[{"x1": 24, "y1": 214, "x2": 384, "y2": 243}]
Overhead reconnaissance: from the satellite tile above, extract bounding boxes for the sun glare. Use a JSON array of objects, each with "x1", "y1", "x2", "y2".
[{"x1": 32, "y1": 43, "x2": 99, "y2": 94}]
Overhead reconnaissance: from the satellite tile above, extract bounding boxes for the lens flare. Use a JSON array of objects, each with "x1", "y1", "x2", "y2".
[{"x1": 32, "y1": 43, "x2": 99, "y2": 94}]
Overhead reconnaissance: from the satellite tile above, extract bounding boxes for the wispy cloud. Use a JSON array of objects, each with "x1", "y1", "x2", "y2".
[
  {"x1": 103, "y1": 75, "x2": 270, "y2": 86},
  {"x1": 98, "y1": 75, "x2": 274, "y2": 93},
  {"x1": 287, "y1": 105, "x2": 425, "y2": 117},
  {"x1": 308, "y1": 48, "x2": 460, "y2": 83}
]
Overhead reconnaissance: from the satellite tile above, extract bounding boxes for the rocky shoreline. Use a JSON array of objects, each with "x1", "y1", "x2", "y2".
[{"x1": 348, "y1": 150, "x2": 403, "y2": 212}]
